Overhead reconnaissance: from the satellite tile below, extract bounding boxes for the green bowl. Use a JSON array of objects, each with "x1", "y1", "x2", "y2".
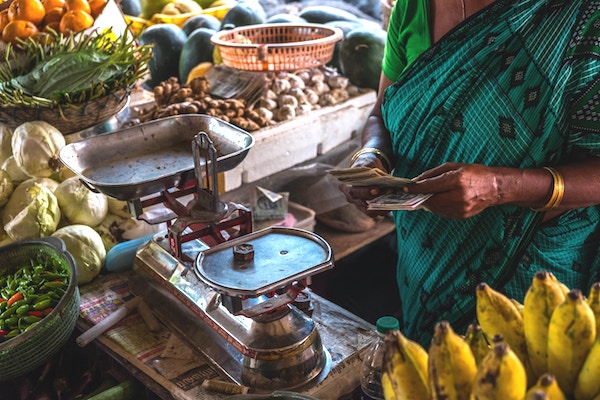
[{"x1": 0, "y1": 237, "x2": 80, "y2": 381}]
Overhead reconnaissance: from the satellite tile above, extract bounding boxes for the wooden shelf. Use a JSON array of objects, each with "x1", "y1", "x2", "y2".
[{"x1": 314, "y1": 216, "x2": 395, "y2": 261}]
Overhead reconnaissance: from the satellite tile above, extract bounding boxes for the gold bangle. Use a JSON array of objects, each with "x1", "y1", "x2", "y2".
[
  {"x1": 531, "y1": 166, "x2": 565, "y2": 212},
  {"x1": 350, "y1": 147, "x2": 393, "y2": 171}
]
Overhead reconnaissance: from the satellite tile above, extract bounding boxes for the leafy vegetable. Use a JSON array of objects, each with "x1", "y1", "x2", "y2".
[{"x1": 0, "y1": 27, "x2": 152, "y2": 107}]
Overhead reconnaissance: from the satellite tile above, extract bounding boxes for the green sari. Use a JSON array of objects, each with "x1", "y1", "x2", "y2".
[{"x1": 382, "y1": 0, "x2": 600, "y2": 345}]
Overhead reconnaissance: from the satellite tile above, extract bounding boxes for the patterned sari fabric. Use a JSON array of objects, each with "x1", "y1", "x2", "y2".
[{"x1": 382, "y1": 0, "x2": 600, "y2": 345}]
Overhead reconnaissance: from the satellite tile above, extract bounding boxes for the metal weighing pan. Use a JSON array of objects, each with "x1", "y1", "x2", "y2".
[{"x1": 59, "y1": 115, "x2": 255, "y2": 201}]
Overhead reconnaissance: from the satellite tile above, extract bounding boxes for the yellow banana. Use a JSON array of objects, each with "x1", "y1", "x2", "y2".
[
  {"x1": 587, "y1": 282, "x2": 600, "y2": 337},
  {"x1": 548, "y1": 289, "x2": 597, "y2": 395},
  {"x1": 523, "y1": 271, "x2": 566, "y2": 379},
  {"x1": 526, "y1": 373, "x2": 567, "y2": 400},
  {"x1": 464, "y1": 322, "x2": 489, "y2": 367},
  {"x1": 574, "y1": 336, "x2": 600, "y2": 400},
  {"x1": 548, "y1": 272, "x2": 570, "y2": 296},
  {"x1": 524, "y1": 389, "x2": 549, "y2": 400},
  {"x1": 471, "y1": 341, "x2": 527, "y2": 400},
  {"x1": 382, "y1": 329, "x2": 430, "y2": 400},
  {"x1": 428, "y1": 321, "x2": 477, "y2": 400},
  {"x1": 475, "y1": 282, "x2": 533, "y2": 384},
  {"x1": 510, "y1": 298, "x2": 524, "y2": 317}
]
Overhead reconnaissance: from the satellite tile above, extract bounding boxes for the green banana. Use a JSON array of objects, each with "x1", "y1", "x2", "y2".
[
  {"x1": 382, "y1": 329, "x2": 430, "y2": 400},
  {"x1": 548, "y1": 289, "x2": 597, "y2": 395},
  {"x1": 464, "y1": 322, "x2": 489, "y2": 367},
  {"x1": 587, "y1": 282, "x2": 600, "y2": 337},
  {"x1": 523, "y1": 271, "x2": 566, "y2": 379},
  {"x1": 574, "y1": 336, "x2": 600, "y2": 400},
  {"x1": 526, "y1": 373, "x2": 567, "y2": 400},
  {"x1": 475, "y1": 282, "x2": 533, "y2": 384},
  {"x1": 471, "y1": 341, "x2": 527, "y2": 400},
  {"x1": 428, "y1": 321, "x2": 477, "y2": 400}
]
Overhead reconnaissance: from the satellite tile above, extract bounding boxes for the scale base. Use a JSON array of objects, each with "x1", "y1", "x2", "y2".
[{"x1": 129, "y1": 236, "x2": 332, "y2": 391}]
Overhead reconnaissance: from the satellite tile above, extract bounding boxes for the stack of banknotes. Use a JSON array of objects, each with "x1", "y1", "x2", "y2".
[{"x1": 327, "y1": 167, "x2": 432, "y2": 211}]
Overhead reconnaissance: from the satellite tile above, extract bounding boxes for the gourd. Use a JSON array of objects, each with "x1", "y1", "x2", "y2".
[
  {"x1": 339, "y1": 27, "x2": 387, "y2": 91},
  {"x1": 11, "y1": 121, "x2": 65, "y2": 178}
]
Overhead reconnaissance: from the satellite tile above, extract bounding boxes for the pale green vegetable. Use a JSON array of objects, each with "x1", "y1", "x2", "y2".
[
  {"x1": 11, "y1": 120, "x2": 66, "y2": 178},
  {"x1": 95, "y1": 212, "x2": 159, "y2": 251},
  {"x1": 2, "y1": 178, "x2": 60, "y2": 225},
  {"x1": 0, "y1": 169, "x2": 13, "y2": 207},
  {"x1": 52, "y1": 224, "x2": 106, "y2": 285},
  {"x1": 54, "y1": 176, "x2": 108, "y2": 227},
  {"x1": 107, "y1": 197, "x2": 133, "y2": 218},
  {"x1": 2, "y1": 155, "x2": 30, "y2": 184},
  {"x1": 3, "y1": 184, "x2": 61, "y2": 241},
  {"x1": 0, "y1": 123, "x2": 13, "y2": 166}
]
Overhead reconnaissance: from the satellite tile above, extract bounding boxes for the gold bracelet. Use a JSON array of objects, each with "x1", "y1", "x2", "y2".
[
  {"x1": 350, "y1": 147, "x2": 393, "y2": 171},
  {"x1": 531, "y1": 166, "x2": 565, "y2": 212}
]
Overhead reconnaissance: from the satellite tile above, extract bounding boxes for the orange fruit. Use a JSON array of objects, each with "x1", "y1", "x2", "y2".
[
  {"x1": 0, "y1": 10, "x2": 10, "y2": 36},
  {"x1": 87, "y1": 0, "x2": 106, "y2": 18},
  {"x1": 2, "y1": 19, "x2": 39, "y2": 43},
  {"x1": 63, "y1": 0, "x2": 91, "y2": 14},
  {"x1": 59, "y1": 8, "x2": 92, "y2": 33},
  {"x1": 42, "y1": 6, "x2": 63, "y2": 24},
  {"x1": 7, "y1": 0, "x2": 46, "y2": 25},
  {"x1": 41, "y1": 0, "x2": 65, "y2": 12},
  {"x1": 42, "y1": 20, "x2": 59, "y2": 32}
]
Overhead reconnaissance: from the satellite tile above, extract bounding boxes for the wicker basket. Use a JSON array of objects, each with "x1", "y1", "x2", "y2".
[
  {"x1": 0, "y1": 238, "x2": 80, "y2": 381},
  {"x1": 0, "y1": 90, "x2": 130, "y2": 136},
  {"x1": 211, "y1": 23, "x2": 343, "y2": 72}
]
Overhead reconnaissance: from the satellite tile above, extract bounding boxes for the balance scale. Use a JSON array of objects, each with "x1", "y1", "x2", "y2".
[{"x1": 60, "y1": 115, "x2": 337, "y2": 391}]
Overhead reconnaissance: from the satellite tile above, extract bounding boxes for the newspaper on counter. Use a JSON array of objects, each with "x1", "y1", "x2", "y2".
[
  {"x1": 77, "y1": 271, "x2": 376, "y2": 400},
  {"x1": 327, "y1": 167, "x2": 432, "y2": 211}
]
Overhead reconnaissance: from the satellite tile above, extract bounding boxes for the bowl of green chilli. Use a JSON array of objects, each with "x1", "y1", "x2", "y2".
[{"x1": 0, "y1": 237, "x2": 80, "y2": 381}]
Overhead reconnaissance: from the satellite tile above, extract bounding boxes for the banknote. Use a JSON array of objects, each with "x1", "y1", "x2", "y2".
[
  {"x1": 327, "y1": 167, "x2": 412, "y2": 188},
  {"x1": 367, "y1": 193, "x2": 433, "y2": 211}
]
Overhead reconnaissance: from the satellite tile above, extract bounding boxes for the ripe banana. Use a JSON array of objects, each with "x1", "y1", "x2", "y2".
[
  {"x1": 526, "y1": 373, "x2": 567, "y2": 400},
  {"x1": 510, "y1": 298, "x2": 524, "y2": 317},
  {"x1": 475, "y1": 282, "x2": 533, "y2": 383},
  {"x1": 471, "y1": 341, "x2": 527, "y2": 400},
  {"x1": 548, "y1": 289, "x2": 597, "y2": 395},
  {"x1": 548, "y1": 272, "x2": 570, "y2": 296},
  {"x1": 574, "y1": 336, "x2": 600, "y2": 400},
  {"x1": 382, "y1": 329, "x2": 430, "y2": 400},
  {"x1": 524, "y1": 389, "x2": 549, "y2": 400},
  {"x1": 464, "y1": 322, "x2": 489, "y2": 367},
  {"x1": 587, "y1": 282, "x2": 600, "y2": 337},
  {"x1": 428, "y1": 321, "x2": 477, "y2": 400},
  {"x1": 523, "y1": 271, "x2": 566, "y2": 379}
]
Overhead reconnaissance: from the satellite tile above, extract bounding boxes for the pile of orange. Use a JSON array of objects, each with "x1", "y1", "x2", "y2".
[{"x1": 0, "y1": 0, "x2": 108, "y2": 44}]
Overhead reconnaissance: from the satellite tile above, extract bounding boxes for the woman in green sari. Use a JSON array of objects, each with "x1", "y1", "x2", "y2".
[{"x1": 341, "y1": 0, "x2": 600, "y2": 346}]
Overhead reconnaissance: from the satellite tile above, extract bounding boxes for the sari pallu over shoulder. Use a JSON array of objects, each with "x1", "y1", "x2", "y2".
[{"x1": 381, "y1": 0, "x2": 600, "y2": 345}]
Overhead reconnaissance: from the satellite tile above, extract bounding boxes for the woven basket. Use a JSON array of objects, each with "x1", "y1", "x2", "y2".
[
  {"x1": 211, "y1": 23, "x2": 343, "y2": 72},
  {"x1": 0, "y1": 90, "x2": 130, "y2": 135},
  {"x1": 0, "y1": 238, "x2": 80, "y2": 381}
]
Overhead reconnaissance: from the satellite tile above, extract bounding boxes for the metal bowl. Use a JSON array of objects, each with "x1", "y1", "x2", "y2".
[{"x1": 0, "y1": 238, "x2": 80, "y2": 381}]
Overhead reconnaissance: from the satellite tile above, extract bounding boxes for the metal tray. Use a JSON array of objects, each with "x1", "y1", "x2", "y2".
[{"x1": 59, "y1": 115, "x2": 255, "y2": 201}]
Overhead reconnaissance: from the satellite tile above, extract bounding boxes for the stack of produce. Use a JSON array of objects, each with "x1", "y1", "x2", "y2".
[
  {"x1": 381, "y1": 271, "x2": 600, "y2": 399},
  {"x1": 0, "y1": 120, "x2": 159, "y2": 287}
]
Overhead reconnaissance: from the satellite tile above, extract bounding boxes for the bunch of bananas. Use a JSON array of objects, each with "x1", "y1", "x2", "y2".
[{"x1": 381, "y1": 271, "x2": 600, "y2": 400}]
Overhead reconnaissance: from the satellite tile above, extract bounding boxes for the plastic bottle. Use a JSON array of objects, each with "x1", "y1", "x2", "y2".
[{"x1": 360, "y1": 316, "x2": 400, "y2": 400}]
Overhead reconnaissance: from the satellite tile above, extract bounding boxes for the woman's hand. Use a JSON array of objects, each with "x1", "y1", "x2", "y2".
[{"x1": 404, "y1": 162, "x2": 503, "y2": 219}]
